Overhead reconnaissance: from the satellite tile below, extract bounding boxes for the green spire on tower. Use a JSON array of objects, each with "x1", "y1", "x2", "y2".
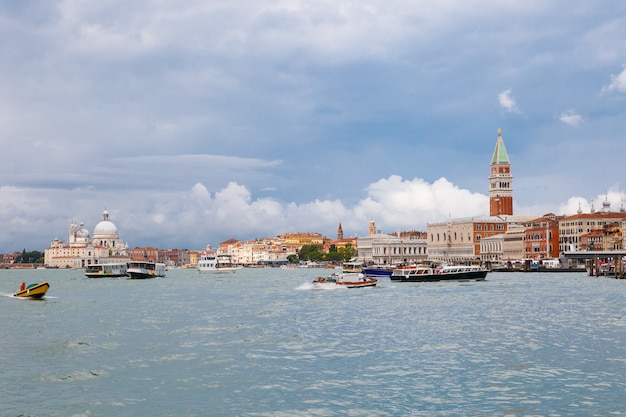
[{"x1": 491, "y1": 128, "x2": 510, "y2": 165}]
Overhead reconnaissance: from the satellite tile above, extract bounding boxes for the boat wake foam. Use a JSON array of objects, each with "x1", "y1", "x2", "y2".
[
  {"x1": 1, "y1": 292, "x2": 18, "y2": 298},
  {"x1": 296, "y1": 282, "x2": 348, "y2": 290}
]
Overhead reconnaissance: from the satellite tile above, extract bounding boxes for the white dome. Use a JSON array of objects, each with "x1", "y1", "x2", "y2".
[{"x1": 94, "y1": 220, "x2": 118, "y2": 237}]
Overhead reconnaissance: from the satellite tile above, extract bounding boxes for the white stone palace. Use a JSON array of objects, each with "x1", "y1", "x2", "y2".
[{"x1": 44, "y1": 210, "x2": 130, "y2": 268}]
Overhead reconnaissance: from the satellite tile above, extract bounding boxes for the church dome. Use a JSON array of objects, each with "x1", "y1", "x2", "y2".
[
  {"x1": 94, "y1": 220, "x2": 118, "y2": 236},
  {"x1": 93, "y1": 209, "x2": 119, "y2": 237},
  {"x1": 76, "y1": 223, "x2": 90, "y2": 239}
]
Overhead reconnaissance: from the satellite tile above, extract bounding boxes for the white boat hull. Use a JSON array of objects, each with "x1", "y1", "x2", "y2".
[
  {"x1": 127, "y1": 262, "x2": 166, "y2": 279},
  {"x1": 197, "y1": 253, "x2": 240, "y2": 274},
  {"x1": 198, "y1": 267, "x2": 240, "y2": 274}
]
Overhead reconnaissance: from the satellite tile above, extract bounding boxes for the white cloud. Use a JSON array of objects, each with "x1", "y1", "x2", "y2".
[
  {"x1": 498, "y1": 89, "x2": 519, "y2": 112},
  {"x1": 2, "y1": 174, "x2": 625, "y2": 252},
  {"x1": 149, "y1": 175, "x2": 491, "y2": 245},
  {"x1": 558, "y1": 189, "x2": 625, "y2": 216},
  {"x1": 355, "y1": 175, "x2": 487, "y2": 228},
  {"x1": 558, "y1": 111, "x2": 584, "y2": 126},
  {"x1": 602, "y1": 66, "x2": 626, "y2": 93},
  {"x1": 0, "y1": 176, "x2": 489, "y2": 250}
]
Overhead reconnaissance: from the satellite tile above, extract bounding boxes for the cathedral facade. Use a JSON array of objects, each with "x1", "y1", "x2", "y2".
[{"x1": 44, "y1": 210, "x2": 130, "y2": 268}]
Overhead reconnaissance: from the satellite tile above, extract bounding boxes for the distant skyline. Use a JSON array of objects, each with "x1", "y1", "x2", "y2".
[{"x1": 1, "y1": 1, "x2": 625, "y2": 252}]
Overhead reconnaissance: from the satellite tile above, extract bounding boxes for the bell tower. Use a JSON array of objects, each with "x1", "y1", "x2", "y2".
[
  {"x1": 489, "y1": 128, "x2": 513, "y2": 216},
  {"x1": 368, "y1": 220, "x2": 376, "y2": 236}
]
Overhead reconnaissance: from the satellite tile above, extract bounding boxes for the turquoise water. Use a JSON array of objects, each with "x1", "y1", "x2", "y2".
[{"x1": 1, "y1": 268, "x2": 626, "y2": 416}]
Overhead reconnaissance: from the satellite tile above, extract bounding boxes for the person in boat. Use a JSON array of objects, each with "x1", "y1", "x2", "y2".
[{"x1": 19, "y1": 282, "x2": 26, "y2": 292}]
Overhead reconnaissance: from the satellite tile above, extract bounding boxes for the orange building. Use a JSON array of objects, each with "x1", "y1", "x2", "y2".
[
  {"x1": 558, "y1": 206, "x2": 626, "y2": 252},
  {"x1": 579, "y1": 223, "x2": 622, "y2": 251},
  {"x1": 524, "y1": 213, "x2": 563, "y2": 259},
  {"x1": 281, "y1": 233, "x2": 323, "y2": 246},
  {"x1": 130, "y1": 246, "x2": 159, "y2": 261}
]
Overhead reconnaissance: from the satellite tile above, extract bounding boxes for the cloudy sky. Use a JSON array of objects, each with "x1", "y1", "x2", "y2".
[{"x1": 1, "y1": 1, "x2": 625, "y2": 252}]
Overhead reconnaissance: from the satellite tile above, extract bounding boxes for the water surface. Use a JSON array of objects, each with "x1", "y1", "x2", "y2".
[{"x1": 1, "y1": 268, "x2": 625, "y2": 416}]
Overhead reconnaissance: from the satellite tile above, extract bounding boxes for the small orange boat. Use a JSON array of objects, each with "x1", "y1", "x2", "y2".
[{"x1": 14, "y1": 282, "x2": 50, "y2": 299}]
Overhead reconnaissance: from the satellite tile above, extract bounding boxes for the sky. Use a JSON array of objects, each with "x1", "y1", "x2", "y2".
[{"x1": 1, "y1": 1, "x2": 626, "y2": 252}]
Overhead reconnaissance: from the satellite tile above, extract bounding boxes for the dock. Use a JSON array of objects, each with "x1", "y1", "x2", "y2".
[{"x1": 562, "y1": 251, "x2": 626, "y2": 279}]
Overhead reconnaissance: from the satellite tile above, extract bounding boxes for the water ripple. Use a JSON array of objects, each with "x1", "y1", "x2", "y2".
[{"x1": 2, "y1": 269, "x2": 626, "y2": 416}]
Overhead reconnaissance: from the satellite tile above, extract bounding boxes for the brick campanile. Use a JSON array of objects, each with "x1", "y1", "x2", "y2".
[{"x1": 489, "y1": 128, "x2": 513, "y2": 216}]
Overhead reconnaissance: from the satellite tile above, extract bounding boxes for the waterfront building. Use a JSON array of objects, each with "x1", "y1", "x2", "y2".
[
  {"x1": 357, "y1": 220, "x2": 427, "y2": 265},
  {"x1": 264, "y1": 241, "x2": 299, "y2": 265},
  {"x1": 428, "y1": 216, "x2": 507, "y2": 262},
  {"x1": 130, "y1": 246, "x2": 191, "y2": 266},
  {"x1": 44, "y1": 210, "x2": 130, "y2": 268},
  {"x1": 230, "y1": 243, "x2": 251, "y2": 265},
  {"x1": 208, "y1": 237, "x2": 298, "y2": 266},
  {"x1": 523, "y1": 213, "x2": 563, "y2": 259},
  {"x1": 479, "y1": 226, "x2": 527, "y2": 266},
  {"x1": 558, "y1": 198, "x2": 626, "y2": 252},
  {"x1": 502, "y1": 227, "x2": 527, "y2": 262},
  {"x1": 159, "y1": 249, "x2": 190, "y2": 267},
  {"x1": 230, "y1": 239, "x2": 272, "y2": 265},
  {"x1": 189, "y1": 250, "x2": 201, "y2": 266},
  {"x1": 579, "y1": 226, "x2": 622, "y2": 251},
  {"x1": 479, "y1": 233, "x2": 504, "y2": 265},
  {"x1": 282, "y1": 232, "x2": 324, "y2": 246},
  {"x1": 0, "y1": 252, "x2": 17, "y2": 265},
  {"x1": 130, "y1": 246, "x2": 159, "y2": 261}
]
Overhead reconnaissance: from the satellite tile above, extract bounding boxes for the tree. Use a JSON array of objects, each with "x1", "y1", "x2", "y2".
[
  {"x1": 325, "y1": 250, "x2": 343, "y2": 262},
  {"x1": 298, "y1": 244, "x2": 324, "y2": 262},
  {"x1": 15, "y1": 250, "x2": 44, "y2": 264},
  {"x1": 337, "y1": 243, "x2": 357, "y2": 262}
]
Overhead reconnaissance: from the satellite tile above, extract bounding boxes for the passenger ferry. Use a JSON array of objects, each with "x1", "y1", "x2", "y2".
[
  {"x1": 197, "y1": 254, "x2": 241, "y2": 274},
  {"x1": 85, "y1": 263, "x2": 128, "y2": 278},
  {"x1": 391, "y1": 263, "x2": 488, "y2": 282},
  {"x1": 127, "y1": 261, "x2": 166, "y2": 279}
]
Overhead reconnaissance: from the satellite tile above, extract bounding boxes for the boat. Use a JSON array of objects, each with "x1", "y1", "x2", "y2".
[
  {"x1": 197, "y1": 254, "x2": 241, "y2": 274},
  {"x1": 298, "y1": 261, "x2": 322, "y2": 268},
  {"x1": 390, "y1": 263, "x2": 488, "y2": 282},
  {"x1": 491, "y1": 258, "x2": 586, "y2": 273},
  {"x1": 362, "y1": 264, "x2": 396, "y2": 278},
  {"x1": 341, "y1": 261, "x2": 365, "y2": 274},
  {"x1": 127, "y1": 261, "x2": 166, "y2": 279},
  {"x1": 84, "y1": 263, "x2": 128, "y2": 278},
  {"x1": 312, "y1": 272, "x2": 377, "y2": 288},
  {"x1": 14, "y1": 282, "x2": 50, "y2": 299}
]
